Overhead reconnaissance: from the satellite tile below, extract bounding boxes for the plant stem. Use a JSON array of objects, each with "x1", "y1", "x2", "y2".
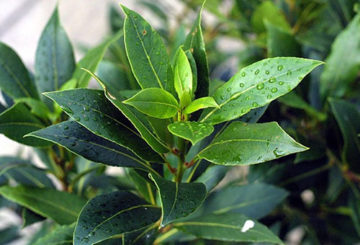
[
  {"x1": 154, "y1": 228, "x2": 177, "y2": 244},
  {"x1": 186, "y1": 159, "x2": 200, "y2": 182}
]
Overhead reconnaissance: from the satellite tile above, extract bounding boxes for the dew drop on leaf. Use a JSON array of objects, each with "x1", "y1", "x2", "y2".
[
  {"x1": 269, "y1": 77, "x2": 276, "y2": 83},
  {"x1": 241, "y1": 72, "x2": 246, "y2": 77},
  {"x1": 278, "y1": 81, "x2": 284, "y2": 85},
  {"x1": 256, "y1": 83, "x2": 264, "y2": 90},
  {"x1": 277, "y1": 65, "x2": 284, "y2": 71},
  {"x1": 239, "y1": 83, "x2": 244, "y2": 87},
  {"x1": 255, "y1": 69, "x2": 260, "y2": 75},
  {"x1": 271, "y1": 88, "x2": 278, "y2": 93}
]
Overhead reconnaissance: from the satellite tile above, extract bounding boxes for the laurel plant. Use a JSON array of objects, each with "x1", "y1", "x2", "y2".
[{"x1": 0, "y1": 3, "x2": 323, "y2": 244}]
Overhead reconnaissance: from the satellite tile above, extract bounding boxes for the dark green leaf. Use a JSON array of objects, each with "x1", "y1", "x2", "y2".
[
  {"x1": 349, "y1": 193, "x2": 360, "y2": 236},
  {"x1": 183, "y1": 97, "x2": 218, "y2": 115},
  {"x1": 0, "y1": 185, "x2": 86, "y2": 224},
  {"x1": 201, "y1": 58, "x2": 323, "y2": 125},
  {"x1": 22, "y1": 208, "x2": 46, "y2": 227},
  {"x1": 123, "y1": 88, "x2": 179, "y2": 119},
  {"x1": 149, "y1": 174, "x2": 206, "y2": 225},
  {"x1": 28, "y1": 121, "x2": 157, "y2": 173},
  {"x1": 0, "y1": 226, "x2": 20, "y2": 244},
  {"x1": 198, "y1": 122, "x2": 308, "y2": 165},
  {"x1": 127, "y1": 169, "x2": 156, "y2": 204},
  {"x1": 0, "y1": 103, "x2": 50, "y2": 147},
  {"x1": 329, "y1": 98, "x2": 360, "y2": 172},
  {"x1": 14, "y1": 98, "x2": 52, "y2": 120},
  {"x1": 45, "y1": 89, "x2": 161, "y2": 162},
  {"x1": 0, "y1": 102, "x2": 5, "y2": 114},
  {"x1": 121, "y1": 6, "x2": 173, "y2": 92},
  {"x1": 109, "y1": 5, "x2": 123, "y2": 33},
  {"x1": 74, "y1": 191, "x2": 161, "y2": 245},
  {"x1": 73, "y1": 32, "x2": 122, "y2": 88},
  {"x1": 173, "y1": 213, "x2": 283, "y2": 244},
  {"x1": 122, "y1": 223, "x2": 158, "y2": 245},
  {"x1": 0, "y1": 42, "x2": 39, "y2": 99},
  {"x1": 184, "y1": 3, "x2": 209, "y2": 99},
  {"x1": 83, "y1": 69, "x2": 169, "y2": 153},
  {"x1": 195, "y1": 165, "x2": 228, "y2": 192},
  {"x1": 168, "y1": 121, "x2": 214, "y2": 145},
  {"x1": 35, "y1": 7, "x2": 75, "y2": 100},
  {"x1": 320, "y1": 14, "x2": 360, "y2": 98},
  {"x1": 205, "y1": 183, "x2": 288, "y2": 219},
  {"x1": 33, "y1": 224, "x2": 74, "y2": 245},
  {"x1": 97, "y1": 61, "x2": 132, "y2": 91}
]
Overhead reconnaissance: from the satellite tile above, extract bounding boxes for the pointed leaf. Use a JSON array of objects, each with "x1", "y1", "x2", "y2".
[
  {"x1": 0, "y1": 185, "x2": 86, "y2": 224},
  {"x1": 28, "y1": 121, "x2": 156, "y2": 172},
  {"x1": 184, "y1": 4, "x2": 209, "y2": 99},
  {"x1": 168, "y1": 121, "x2": 214, "y2": 145},
  {"x1": 121, "y1": 6, "x2": 172, "y2": 92},
  {"x1": 320, "y1": 14, "x2": 360, "y2": 98},
  {"x1": 0, "y1": 42, "x2": 39, "y2": 99},
  {"x1": 184, "y1": 97, "x2": 218, "y2": 115},
  {"x1": 14, "y1": 98, "x2": 51, "y2": 120},
  {"x1": 74, "y1": 191, "x2": 161, "y2": 245},
  {"x1": 33, "y1": 224, "x2": 74, "y2": 245},
  {"x1": 173, "y1": 213, "x2": 283, "y2": 244},
  {"x1": 174, "y1": 48, "x2": 193, "y2": 107},
  {"x1": 45, "y1": 89, "x2": 161, "y2": 162},
  {"x1": 0, "y1": 103, "x2": 50, "y2": 147},
  {"x1": 124, "y1": 88, "x2": 179, "y2": 119},
  {"x1": 83, "y1": 69, "x2": 169, "y2": 153},
  {"x1": 22, "y1": 208, "x2": 45, "y2": 227},
  {"x1": 201, "y1": 57, "x2": 323, "y2": 125},
  {"x1": 35, "y1": 7, "x2": 75, "y2": 99},
  {"x1": 329, "y1": 98, "x2": 360, "y2": 172},
  {"x1": 198, "y1": 122, "x2": 308, "y2": 165},
  {"x1": 205, "y1": 183, "x2": 288, "y2": 219},
  {"x1": 149, "y1": 174, "x2": 206, "y2": 225}
]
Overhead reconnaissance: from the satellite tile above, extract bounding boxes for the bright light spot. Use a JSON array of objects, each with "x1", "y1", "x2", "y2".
[{"x1": 241, "y1": 220, "x2": 255, "y2": 232}]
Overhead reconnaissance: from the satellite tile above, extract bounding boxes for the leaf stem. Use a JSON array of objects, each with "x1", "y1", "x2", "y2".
[{"x1": 186, "y1": 159, "x2": 200, "y2": 183}]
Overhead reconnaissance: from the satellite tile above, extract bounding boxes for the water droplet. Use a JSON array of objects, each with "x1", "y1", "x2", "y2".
[
  {"x1": 83, "y1": 106, "x2": 90, "y2": 112},
  {"x1": 252, "y1": 102, "x2": 258, "y2": 107},
  {"x1": 61, "y1": 106, "x2": 73, "y2": 114},
  {"x1": 265, "y1": 70, "x2": 270, "y2": 75},
  {"x1": 271, "y1": 88, "x2": 278, "y2": 93},
  {"x1": 255, "y1": 69, "x2": 260, "y2": 75},
  {"x1": 83, "y1": 116, "x2": 89, "y2": 121},
  {"x1": 241, "y1": 72, "x2": 246, "y2": 77},
  {"x1": 287, "y1": 70, "x2": 292, "y2": 76},
  {"x1": 256, "y1": 83, "x2": 264, "y2": 90},
  {"x1": 269, "y1": 77, "x2": 276, "y2": 83},
  {"x1": 241, "y1": 108, "x2": 246, "y2": 113},
  {"x1": 220, "y1": 95, "x2": 225, "y2": 100},
  {"x1": 74, "y1": 116, "x2": 80, "y2": 121},
  {"x1": 226, "y1": 87, "x2": 231, "y2": 92},
  {"x1": 267, "y1": 94, "x2": 272, "y2": 99},
  {"x1": 273, "y1": 148, "x2": 285, "y2": 157},
  {"x1": 277, "y1": 65, "x2": 284, "y2": 71},
  {"x1": 239, "y1": 83, "x2": 244, "y2": 87},
  {"x1": 278, "y1": 81, "x2": 284, "y2": 85},
  {"x1": 298, "y1": 76, "x2": 303, "y2": 80}
]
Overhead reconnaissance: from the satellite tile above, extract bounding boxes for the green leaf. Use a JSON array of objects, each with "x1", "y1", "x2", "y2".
[
  {"x1": 329, "y1": 98, "x2": 360, "y2": 172},
  {"x1": 0, "y1": 42, "x2": 39, "y2": 99},
  {"x1": 33, "y1": 224, "x2": 74, "y2": 245},
  {"x1": 174, "y1": 48, "x2": 193, "y2": 107},
  {"x1": 22, "y1": 208, "x2": 45, "y2": 228},
  {"x1": 97, "y1": 61, "x2": 132, "y2": 91},
  {"x1": 0, "y1": 185, "x2": 86, "y2": 224},
  {"x1": 0, "y1": 103, "x2": 50, "y2": 147},
  {"x1": 121, "y1": 6, "x2": 173, "y2": 92},
  {"x1": 45, "y1": 89, "x2": 161, "y2": 163},
  {"x1": 83, "y1": 69, "x2": 169, "y2": 153},
  {"x1": 320, "y1": 13, "x2": 360, "y2": 98},
  {"x1": 349, "y1": 193, "x2": 360, "y2": 236},
  {"x1": 168, "y1": 121, "x2": 214, "y2": 145},
  {"x1": 265, "y1": 21, "x2": 300, "y2": 57},
  {"x1": 74, "y1": 191, "x2": 161, "y2": 245},
  {"x1": 127, "y1": 169, "x2": 156, "y2": 204},
  {"x1": 14, "y1": 98, "x2": 51, "y2": 120},
  {"x1": 195, "y1": 165, "x2": 228, "y2": 192},
  {"x1": 251, "y1": 1, "x2": 290, "y2": 33},
  {"x1": 122, "y1": 223, "x2": 158, "y2": 245},
  {"x1": 201, "y1": 57, "x2": 323, "y2": 125},
  {"x1": 109, "y1": 5, "x2": 123, "y2": 33},
  {"x1": 183, "y1": 97, "x2": 219, "y2": 115},
  {"x1": 205, "y1": 183, "x2": 288, "y2": 219},
  {"x1": 28, "y1": 121, "x2": 157, "y2": 173},
  {"x1": 184, "y1": 3, "x2": 209, "y2": 99},
  {"x1": 0, "y1": 226, "x2": 20, "y2": 244},
  {"x1": 73, "y1": 31, "x2": 122, "y2": 88},
  {"x1": 35, "y1": 7, "x2": 75, "y2": 99},
  {"x1": 0, "y1": 102, "x2": 5, "y2": 114},
  {"x1": 173, "y1": 213, "x2": 283, "y2": 244},
  {"x1": 124, "y1": 88, "x2": 179, "y2": 119},
  {"x1": 149, "y1": 174, "x2": 206, "y2": 225},
  {"x1": 198, "y1": 122, "x2": 308, "y2": 165}
]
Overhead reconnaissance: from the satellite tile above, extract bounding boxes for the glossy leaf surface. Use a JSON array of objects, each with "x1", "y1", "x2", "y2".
[
  {"x1": 174, "y1": 48, "x2": 193, "y2": 107},
  {"x1": 33, "y1": 224, "x2": 74, "y2": 245},
  {"x1": 74, "y1": 191, "x2": 161, "y2": 245},
  {"x1": 149, "y1": 174, "x2": 206, "y2": 225},
  {"x1": 0, "y1": 43, "x2": 39, "y2": 99},
  {"x1": 201, "y1": 57, "x2": 323, "y2": 125},
  {"x1": 45, "y1": 89, "x2": 161, "y2": 162},
  {"x1": 183, "y1": 97, "x2": 218, "y2": 115},
  {"x1": 198, "y1": 122, "x2": 308, "y2": 165},
  {"x1": 0, "y1": 185, "x2": 86, "y2": 224},
  {"x1": 195, "y1": 165, "x2": 228, "y2": 192},
  {"x1": 124, "y1": 88, "x2": 179, "y2": 119},
  {"x1": 168, "y1": 121, "x2": 214, "y2": 145},
  {"x1": 174, "y1": 213, "x2": 283, "y2": 244}
]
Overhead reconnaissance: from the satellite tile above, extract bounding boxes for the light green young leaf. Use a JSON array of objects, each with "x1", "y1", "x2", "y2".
[
  {"x1": 149, "y1": 174, "x2": 206, "y2": 226},
  {"x1": 198, "y1": 122, "x2": 308, "y2": 165},
  {"x1": 74, "y1": 191, "x2": 161, "y2": 245},
  {"x1": 14, "y1": 98, "x2": 51, "y2": 120},
  {"x1": 173, "y1": 213, "x2": 283, "y2": 244},
  {"x1": 82, "y1": 69, "x2": 169, "y2": 153},
  {"x1": 174, "y1": 48, "x2": 193, "y2": 107},
  {"x1": 121, "y1": 5, "x2": 173, "y2": 93},
  {"x1": 124, "y1": 88, "x2": 179, "y2": 119},
  {"x1": 0, "y1": 185, "x2": 86, "y2": 225},
  {"x1": 35, "y1": 7, "x2": 75, "y2": 100},
  {"x1": 168, "y1": 121, "x2": 214, "y2": 145},
  {"x1": 183, "y1": 97, "x2": 218, "y2": 115},
  {"x1": 0, "y1": 43, "x2": 39, "y2": 99},
  {"x1": 201, "y1": 57, "x2": 323, "y2": 125}
]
